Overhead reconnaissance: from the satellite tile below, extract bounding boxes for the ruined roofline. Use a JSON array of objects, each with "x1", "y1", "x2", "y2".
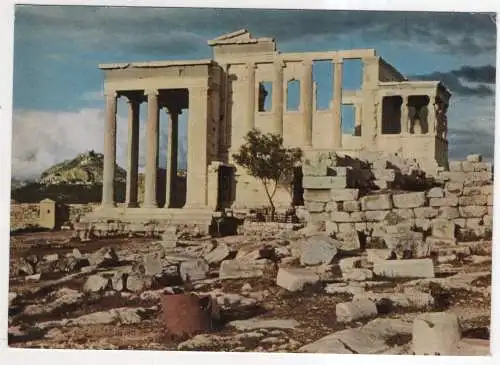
[
  {"x1": 378, "y1": 57, "x2": 407, "y2": 81},
  {"x1": 207, "y1": 28, "x2": 275, "y2": 46},
  {"x1": 99, "y1": 59, "x2": 215, "y2": 70}
]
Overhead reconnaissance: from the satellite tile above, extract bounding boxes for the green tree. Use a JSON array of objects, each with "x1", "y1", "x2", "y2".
[{"x1": 232, "y1": 128, "x2": 302, "y2": 220}]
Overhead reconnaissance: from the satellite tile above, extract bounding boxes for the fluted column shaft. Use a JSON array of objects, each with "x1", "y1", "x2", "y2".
[
  {"x1": 125, "y1": 97, "x2": 140, "y2": 207},
  {"x1": 102, "y1": 91, "x2": 117, "y2": 207},
  {"x1": 143, "y1": 89, "x2": 159, "y2": 208},
  {"x1": 165, "y1": 108, "x2": 179, "y2": 208}
]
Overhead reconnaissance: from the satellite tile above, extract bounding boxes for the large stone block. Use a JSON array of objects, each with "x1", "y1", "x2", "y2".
[
  {"x1": 459, "y1": 206, "x2": 488, "y2": 218},
  {"x1": 459, "y1": 196, "x2": 487, "y2": 206},
  {"x1": 303, "y1": 176, "x2": 346, "y2": 189},
  {"x1": 325, "y1": 201, "x2": 342, "y2": 212},
  {"x1": 392, "y1": 209, "x2": 415, "y2": 220},
  {"x1": 300, "y1": 235, "x2": 339, "y2": 266},
  {"x1": 330, "y1": 211, "x2": 351, "y2": 223},
  {"x1": 364, "y1": 210, "x2": 390, "y2": 222},
  {"x1": 439, "y1": 171, "x2": 466, "y2": 182},
  {"x1": 180, "y1": 259, "x2": 209, "y2": 282},
  {"x1": 330, "y1": 189, "x2": 359, "y2": 201},
  {"x1": 361, "y1": 194, "x2": 393, "y2": 211},
  {"x1": 350, "y1": 211, "x2": 366, "y2": 222},
  {"x1": 276, "y1": 268, "x2": 320, "y2": 292},
  {"x1": 304, "y1": 189, "x2": 331, "y2": 202},
  {"x1": 412, "y1": 312, "x2": 461, "y2": 355},
  {"x1": 304, "y1": 201, "x2": 326, "y2": 213},
  {"x1": 427, "y1": 187, "x2": 444, "y2": 198},
  {"x1": 366, "y1": 249, "x2": 393, "y2": 263},
  {"x1": 393, "y1": 192, "x2": 426, "y2": 209},
  {"x1": 343, "y1": 200, "x2": 361, "y2": 212},
  {"x1": 414, "y1": 207, "x2": 438, "y2": 219},
  {"x1": 446, "y1": 182, "x2": 463, "y2": 195},
  {"x1": 464, "y1": 171, "x2": 493, "y2": 185},
  {"x1": 437, "y1": 207, "x2": 459, "y2": 220},
  {"x1": 373, "y1": 259, "x2": 434, "y2": 278},
  {"x1": 336, "y1": 299, "x2": 377, "y2": 323},
  {"x1": 219, "y1": 259, "x2": 271, "y2": 280},
  {"x1": 431, "y1": 219, "x2": 455, "y2": 239},
  {"x1": 429, "y1": 195, "x2": 459, "y2": 207}
]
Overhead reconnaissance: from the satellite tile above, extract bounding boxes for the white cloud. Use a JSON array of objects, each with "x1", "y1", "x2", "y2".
[
  {"x1": 11, "y1": 106, "x2": 189, "y2": 181},
  {"x1": 81, "y1": 90, "x2": 104, "y2": 102}
]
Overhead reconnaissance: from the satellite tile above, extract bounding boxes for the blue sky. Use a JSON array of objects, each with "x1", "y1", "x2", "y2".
[{"x1": 11, "y1": 6, "x2": 497, "y2": 180}]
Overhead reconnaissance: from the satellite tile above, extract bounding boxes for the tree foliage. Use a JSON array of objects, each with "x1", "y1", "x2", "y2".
[{"x1": 232, "y1": 128, "x2": 302, "y2": 218}]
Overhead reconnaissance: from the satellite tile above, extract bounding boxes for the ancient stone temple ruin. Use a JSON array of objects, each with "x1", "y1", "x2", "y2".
[{"x1": 84, "y1": 29, "x2": 452, "y2": 227}]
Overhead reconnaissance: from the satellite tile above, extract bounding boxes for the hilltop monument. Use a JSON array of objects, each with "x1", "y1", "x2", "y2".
[{"x1": 86, "y1": 29, "x2": 450, "y2": 225}]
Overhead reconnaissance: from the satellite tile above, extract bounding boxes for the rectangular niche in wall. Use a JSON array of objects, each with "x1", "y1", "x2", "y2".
[
  {"x1": 258, "y1": 81, "x2": 273, "y2": 112},
  {"x1": 381, "y1": 95, "x2": 403, "y2": 134},
  {"x1": 286, "y1": 79, "x2": 300, "y2": 111}
]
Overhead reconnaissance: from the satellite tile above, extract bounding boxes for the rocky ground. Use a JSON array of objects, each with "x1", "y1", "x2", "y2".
[{"x1": 8, "y1": 228, "x2": 491, "y2": 355}]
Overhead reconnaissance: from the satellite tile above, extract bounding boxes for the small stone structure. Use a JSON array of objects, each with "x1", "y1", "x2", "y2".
[{"x1": 87, "y1": 28, "x2": 451, "y2": 229}]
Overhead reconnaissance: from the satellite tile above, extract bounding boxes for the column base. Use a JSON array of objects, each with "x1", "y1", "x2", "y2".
[
  {"x1": 100, "y1": 202, "x2": 116, "y2": 208},
  {"x1": 142, "y1": 203, "x2": 158, "y2": 209}
]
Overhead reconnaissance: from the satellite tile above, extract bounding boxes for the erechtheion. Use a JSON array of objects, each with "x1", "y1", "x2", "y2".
[{"x1": 88, "y1": 29, "x2": 451, "y2": 225}]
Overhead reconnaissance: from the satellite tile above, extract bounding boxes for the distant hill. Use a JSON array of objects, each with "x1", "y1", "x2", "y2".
[
  {"x1": 11, "y1": 151, "x2": 127, "y2": 203},
  {"x1": 37, "y1": 150, "x2": 126, "y2": 185}
]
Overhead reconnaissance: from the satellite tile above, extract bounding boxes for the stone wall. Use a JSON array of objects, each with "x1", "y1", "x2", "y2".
[
  {"x1": 302, "y1": 153, "x2": 493, "y2": 250},
  {"x1": 10, "y1": 202, "x2": 100, "y2": 231},
  {"x1": 10, "y1": 203, "x2": 40, "y2": 230}
]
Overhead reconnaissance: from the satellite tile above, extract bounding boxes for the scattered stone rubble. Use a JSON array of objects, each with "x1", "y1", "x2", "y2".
[{"x1": 8, "y1": 153, "x2": 492, "y2": 355}]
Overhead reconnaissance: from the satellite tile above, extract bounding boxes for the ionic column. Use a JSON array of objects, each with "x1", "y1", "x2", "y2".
[
  {"x1": 246, "y1": 62, "x2": 256, "y2": 132},
  {"x1": 332, "y1": 59, "x2": 343, "y2": 148},
  {"x1": 301, "y1": 59, "x2": 313, "y2": 146},
  {"x1": 165, "y1": 107, "x2": 179, "y2": 208},
  {"x1": 143, "y1": 89, "x2": 159, "y2": 208},
  {"x1": 125, "y1": 97, "x2": 140, "y2": 208},
  {"x1": 102, "y1": 91, "x2": 117, "y2": 208},
  {"x1": 401, "y1": 96, "x2": 409, "y2": 134},
  {"x1": 273, "y1": 61, "x2": 284, "y2": 135}
]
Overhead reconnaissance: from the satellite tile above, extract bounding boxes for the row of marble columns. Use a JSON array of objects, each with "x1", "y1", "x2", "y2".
[
  {"x1": 244, "y1": 59, "x2": 345, "y2": 148},
  {"x1": 101, "y1": 90, "x2": 180, "y2": 209}
]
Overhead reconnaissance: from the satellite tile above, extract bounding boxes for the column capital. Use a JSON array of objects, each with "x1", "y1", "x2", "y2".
[
  {"x1": 246, "y1": 62, "x2": 257, "y2": 70},
  {"x1": 104, "y1": 90, "x2": 118, "y2": 98},
  {"x1": 165, "y1": 106, "x2": 182, "y2": 116},
  {"x1": 332, "y1": 57, "x2": 344, "y2": 65},
  {"x1": 145, "y1": 88, "x2": 159, "y2": 97},
  {"x1": 125, "y1": 95, "x2": 141, "y2": 105}
]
